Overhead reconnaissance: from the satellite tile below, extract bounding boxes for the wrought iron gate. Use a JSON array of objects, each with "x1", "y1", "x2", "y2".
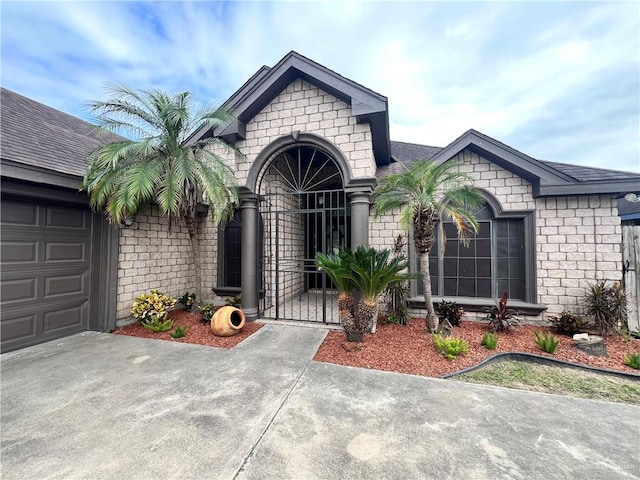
[{"x1": 257, "y1": 145, "x2": 349, "y2": 323}]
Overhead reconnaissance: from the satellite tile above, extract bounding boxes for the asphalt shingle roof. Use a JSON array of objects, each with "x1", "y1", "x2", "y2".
[
  {"x1": 538, "y1": 160, "x2": 640, "y2": 183},
  {"x1": 1, "y1": 87, "x2": 120, "y2": 178}
]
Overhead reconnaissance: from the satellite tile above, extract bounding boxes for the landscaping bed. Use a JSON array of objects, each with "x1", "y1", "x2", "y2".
[
  {"x1": 113, "y1": 309, "x2": 263, "y2": 349},
  {"x1": 313, "y1": 318, "x2": 640, "y2": 378}
]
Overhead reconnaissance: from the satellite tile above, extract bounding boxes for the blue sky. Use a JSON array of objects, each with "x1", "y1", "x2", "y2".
[{"x1": 2, "y1": 1, "x2": 639, "y2": 172}]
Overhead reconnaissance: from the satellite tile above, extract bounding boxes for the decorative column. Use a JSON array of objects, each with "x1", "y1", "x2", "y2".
[
  {"x1": 346, "y1": 178, "x2": 377, "y2": 249},
  {"x1": 240, "y1": 187, "x2": 259, "y2": 320}
]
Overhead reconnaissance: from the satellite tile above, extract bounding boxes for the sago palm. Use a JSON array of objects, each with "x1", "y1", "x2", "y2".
[
  {"x1": 315, "y1": 249, "x2": 355, "y2": 330},
  {"x1": 82, "y1": 85, "x2": 239, "y2": 301},
  {"x1": 346, "y1": 246, "x2": 410, "y2": 336},
  {"x1": 373, "y1": 160, "x2": 483, "y2": 333}
]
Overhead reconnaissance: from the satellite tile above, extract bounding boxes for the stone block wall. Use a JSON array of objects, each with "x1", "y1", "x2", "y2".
[
  {"x1": 535, "y1": 195, "x2": 621, "y2": 315},
  {"x1": 367, "y1": 149, "x2": 623, "y2": 322},
  {"x1": 227, "y1": 78, "x2": 377, "y2": 186},
  {"x1": 116, "y1": 205, "x2": 204, "y2": 320}
]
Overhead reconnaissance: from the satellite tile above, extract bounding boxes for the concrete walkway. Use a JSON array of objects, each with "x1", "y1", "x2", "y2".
[{"x1": 2, "y1": 324, "x2": 639, "y2": 479}]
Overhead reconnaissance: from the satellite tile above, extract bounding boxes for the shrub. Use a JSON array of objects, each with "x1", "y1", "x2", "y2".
[
  {"x1": 384, "y1": 235, "x2": 410, "y2": 325},
  {"x1": 435, "y1": 301, "x2": 465, "y2": 327},
  {"x1": 584, "y1": 280, "x2": 627, "y2": 336},
  {"x1": 141, "y1": 312, "x2": 173, "y2": 333},
  {"x1": 483, "y1": 292, "x2": 521, "y2": 332},
  {"x1": 624, "y1": 353, "x2": 640, "y2": 370},
  {"x1": 200, "y1": 303, "x2": 219, "y2": 323},
  {"x1": 178, "y1": 292, "x2": 197, "y2": 312},
  {"x1": 385, "y1": 282, "x2": 410, "y2": 325},
  {"x1": 534, "y1": 331, "x2": 560, "y2": 354},
  {"x1": 547, "y1": 310, "x2": 589, "y2": 336},
  {"x1": 225, "y1": 294, "x2": 241, "y2": 308},
  {"x1": 170, "y1": 325, "x2": 187, "y2": 338},
  {"x1": 432, "y1": 334, "x2": 468, "y2": 360},
  {"x1": 131, "y1": 289, "x2": 176, "y2": 322},
  {"x1": 385, "y1": 314, "x2": 401, "y2": 324},
  {"x1": 481, "y1": 332, "x2": 498, "y2": 350}
]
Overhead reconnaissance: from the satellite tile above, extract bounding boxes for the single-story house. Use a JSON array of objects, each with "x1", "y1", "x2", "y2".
[{"x1": 2, "y1": 51, "x2": 639, "y2": 351}]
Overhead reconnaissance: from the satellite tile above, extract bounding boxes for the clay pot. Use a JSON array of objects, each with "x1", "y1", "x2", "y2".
[{"x1": 211, "y1": 306, "x2": 246, "y2": 337}]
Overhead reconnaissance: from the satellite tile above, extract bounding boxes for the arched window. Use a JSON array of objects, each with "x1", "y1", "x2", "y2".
[{"x1": 419, "y1": 199, "x2": 535, "y2": 302}]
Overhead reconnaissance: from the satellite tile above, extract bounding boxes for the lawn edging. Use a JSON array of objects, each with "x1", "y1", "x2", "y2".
[{"x1": 442, "y1": 351, "x2": 640, "y2": 381}]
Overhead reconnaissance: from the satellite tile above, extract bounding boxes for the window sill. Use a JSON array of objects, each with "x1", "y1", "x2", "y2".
[
  {"x1": 212, "y1": 286, "x2": 265, "y2": 300},
  {"x1": 408, "y1": 296, "x2": 548, "y2": 316}
]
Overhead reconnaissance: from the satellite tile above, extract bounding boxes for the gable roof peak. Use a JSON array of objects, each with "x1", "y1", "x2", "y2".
[{"x1": 191, "y1": 51, "x2": 392, "y2": 165}]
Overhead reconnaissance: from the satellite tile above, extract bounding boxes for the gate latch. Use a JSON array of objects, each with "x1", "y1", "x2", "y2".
[{"x1": 623, "y1": 259, "x2": 635, "y2": 274}]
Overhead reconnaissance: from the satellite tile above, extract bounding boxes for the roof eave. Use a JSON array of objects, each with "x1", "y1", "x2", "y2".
[
  {"x1": 1, "y1": 158, "x2": 83, "y2": 190},
  {"x1": 430, "y1": 129, "x2": 574, "y2": 185},
  {"x1": 537, "y1": 179, "x2": 640, "y2": 197}
]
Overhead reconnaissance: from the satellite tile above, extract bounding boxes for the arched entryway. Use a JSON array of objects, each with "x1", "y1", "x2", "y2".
[{"x1": 256, "y1": 143, "x2": 350, "y2": 324}]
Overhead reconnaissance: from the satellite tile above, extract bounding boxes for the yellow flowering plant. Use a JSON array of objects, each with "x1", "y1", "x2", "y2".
[{"x1": 131, "y1": 289, "x2": 176, "y2": 322}]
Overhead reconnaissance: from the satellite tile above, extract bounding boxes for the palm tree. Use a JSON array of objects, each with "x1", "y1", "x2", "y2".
[
  {"x1": 346, "y1": 246, "x2": 410, "y2": 339},
  {"x1": 373, "y1": 160, "x2": 483, "y2": 333},
  {"x1": 82, "y1": 85, "x2": 239, "y2": 301},
  {"x1": 315, "y1": 248, "x2": 356, "y2": 334}
]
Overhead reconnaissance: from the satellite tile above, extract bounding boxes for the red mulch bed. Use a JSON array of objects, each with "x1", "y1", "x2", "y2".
[
  {"x1": 313, "y1": 318, "x2": 640, "y2": 377},
  {"x1": 113, "y1": 309, "x2": 263, "y2": 349}
]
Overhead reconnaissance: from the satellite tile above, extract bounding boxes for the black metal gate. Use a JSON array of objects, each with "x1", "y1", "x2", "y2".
[{"x1": 257, "y1": 145, "x2": 349, "y2": 323}]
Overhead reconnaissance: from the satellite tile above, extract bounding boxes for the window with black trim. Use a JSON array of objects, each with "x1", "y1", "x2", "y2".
[
  {"x1": 420, "y1": 201, "x2": 533, "y2": 302},
  {"x1": 219, "y1": 210, "x2": 242, "y2": 288}
]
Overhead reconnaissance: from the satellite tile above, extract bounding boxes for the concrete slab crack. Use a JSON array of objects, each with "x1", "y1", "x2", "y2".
[{"x1": 232, "y1": 359, "x2": 312, "y2": 479}]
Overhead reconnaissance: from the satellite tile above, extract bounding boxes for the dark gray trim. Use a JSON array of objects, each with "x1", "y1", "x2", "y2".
[
  {"x1": 345, "y1": 177, "x2": 377, "y2": 195},
  {"x1": 216, "y1": 224, "x2": 226, "y2": 288},
  {"x1": 0, "y1": 177, "x2": 87, "y2": 205},
  {"x1": 408, "y1": 296, "x2": 547, "y2": 316},
  {"x1": 478, "y1": 190, "x2": 537, "y2": 303},
  {"x1": 240, "y1": 188, "x2": 259, "y2": 320},
  {"x1": 1, "y1": 159, "x2": 83, "y2": 190},
  {"x1": 191, "y1": 51, "x2": 392, "y2": 165},
  {"x1": 345, "y1": 177, "x2": 376, "y2": 249},
  {"x1": 430, "y1": 130, "x2": 571, "y2": 185},
  {"x1": 426, "y1": 129, "x2": 639, "y2": 198},
  {"x1": 246, "y1": 132, "x2": 354, "y2": 193},
  {"x1": 409, "y1": 189, "x2": 537, "y2": 304},
  {"x1": 91, "y1": 215, "x2": 119, "y2": 332},
  {"x1": 537, "y1": 179, "x2": 640, "y2": 197}
]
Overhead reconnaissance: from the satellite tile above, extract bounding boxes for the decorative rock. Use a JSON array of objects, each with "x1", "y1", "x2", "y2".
[
  {"x1": 573, "y1": 333, "x2": 589, "y2": 341},
  {"x1": 574, "y1": 334, "x2": 608, "y2": 357}
]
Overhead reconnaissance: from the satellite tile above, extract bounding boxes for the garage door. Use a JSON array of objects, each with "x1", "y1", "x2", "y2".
[{"x1": 1, "y1": 197, "x2": 94, "y2": 352}]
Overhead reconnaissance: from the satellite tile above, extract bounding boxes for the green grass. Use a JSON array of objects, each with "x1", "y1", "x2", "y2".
[{"x1": 456, "y1": 361, "x2": 640, "y2": 405}]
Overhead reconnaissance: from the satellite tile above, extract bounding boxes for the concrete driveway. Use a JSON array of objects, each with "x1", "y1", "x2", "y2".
[{"x1": 2, "y1": 324, "x2": 639, "y2": 479}]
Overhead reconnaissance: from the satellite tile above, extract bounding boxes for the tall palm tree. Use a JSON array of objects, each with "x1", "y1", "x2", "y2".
[
  {"x1": 82, "y1": 85, "x2": 239, "y2": 301},
  {"x1": 373, "y1": 160, "x2": 483, "y2": 333}
]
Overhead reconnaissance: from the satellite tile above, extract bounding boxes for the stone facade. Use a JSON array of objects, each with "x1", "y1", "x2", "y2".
[
  {"x1": 116, "y1": 205, "x2": 198, "y2": 320},
  {"x1": 115, "y1": 77, "x2": 624, "y2": 326},
  {"x1": 368, "y1": 148, "x2": 623, "y2": 321},
  {"x1": 231, "y1": 78, "x2": 376, "y2": 186},
  {"x1": 534, "y1": 195, "x2": 621, "y2": 315}
]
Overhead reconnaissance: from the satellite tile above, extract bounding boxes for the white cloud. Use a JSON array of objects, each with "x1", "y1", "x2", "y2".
[{"x1": 2, "y1": 1, "x2": 638, "y2": 172}]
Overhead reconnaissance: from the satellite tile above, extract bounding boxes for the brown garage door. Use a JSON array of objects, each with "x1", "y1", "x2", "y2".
[{"x1": 1, "y1": 197, "x2": 94, "y2": 352}]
